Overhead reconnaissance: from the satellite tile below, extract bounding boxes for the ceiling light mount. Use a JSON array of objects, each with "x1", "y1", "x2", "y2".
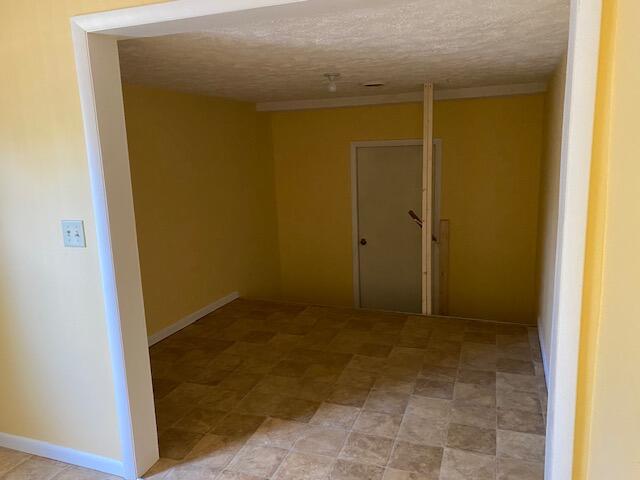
[{"x1": 324, "y1": 73, "x2": 341, "y2": 93}]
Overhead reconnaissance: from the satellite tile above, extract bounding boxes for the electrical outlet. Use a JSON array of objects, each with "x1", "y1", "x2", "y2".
[{"x1": 61, "y1": 220, "x2": 86, "y2": 248}]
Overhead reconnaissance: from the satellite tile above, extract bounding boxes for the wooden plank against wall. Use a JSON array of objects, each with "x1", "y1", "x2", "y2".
[
  {"x1": 439, "y1": 219, "x2": 450, "y2": 316},
  {"x1": 422, "y1": 83, "x2": 434, "y2": 315}
]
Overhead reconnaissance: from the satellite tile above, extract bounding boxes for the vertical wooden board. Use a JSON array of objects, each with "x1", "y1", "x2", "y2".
[
  {"x1": 422, "y1": 83, "x2": 434, "y2": 314},
  {"x1": 439, "y1": 219, "x2": 450, "y2": 316}
]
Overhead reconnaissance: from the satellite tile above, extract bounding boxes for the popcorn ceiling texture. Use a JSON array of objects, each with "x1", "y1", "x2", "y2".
[{"x1": 118, "y1": 0, "x2": 569, "y2": 103}]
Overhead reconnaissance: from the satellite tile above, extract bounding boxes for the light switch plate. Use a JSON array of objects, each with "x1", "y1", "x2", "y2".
[{"x1": 61, "y1": 220, "x2": 86, "y2": 248}]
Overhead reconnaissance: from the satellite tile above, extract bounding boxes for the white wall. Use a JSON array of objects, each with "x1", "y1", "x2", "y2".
[{"x1": 536, "y1": 54, "x2": 567, "y2": 374}]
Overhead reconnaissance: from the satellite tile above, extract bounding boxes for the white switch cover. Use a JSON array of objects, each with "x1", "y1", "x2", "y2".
[{"x1": 61, "y1": 220, "x2": 86, "y2": 248}]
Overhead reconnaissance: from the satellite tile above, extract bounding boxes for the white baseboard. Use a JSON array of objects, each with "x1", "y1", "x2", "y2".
[
  {"x1": 0, "y1": 431, "x2": 124, "y2": 477},
  {"x1": 538, "y1": 323, "x2": 550, "y2": 389},
  {"x1": 147, "y1": 291, "x2": 240, "y2": 346}
]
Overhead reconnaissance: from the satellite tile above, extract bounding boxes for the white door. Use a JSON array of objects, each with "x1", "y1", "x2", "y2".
[{"x1": 356, "y1": 144, "x2": 422, "y2": 313}]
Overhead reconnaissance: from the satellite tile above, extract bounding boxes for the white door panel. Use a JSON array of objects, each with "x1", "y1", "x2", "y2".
[{"x1": 357, "y1": 145, "x2": 422, "y2": 313}]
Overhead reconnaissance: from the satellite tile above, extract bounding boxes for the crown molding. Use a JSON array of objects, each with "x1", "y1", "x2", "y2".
[{"x1": 256, "y1": 82, "x2": 547, "y2": 112}]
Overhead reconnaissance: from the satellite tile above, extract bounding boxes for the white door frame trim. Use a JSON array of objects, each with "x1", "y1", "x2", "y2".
[
  {"x1": 350, "y1": 139, "x2": 442, "y2": 310},
  {"x1": 545, "y1": 1, "x2": 602, "y2": 478},
  {"x1": 67, "y1": 0, "x2": 601, "y2": 478}
]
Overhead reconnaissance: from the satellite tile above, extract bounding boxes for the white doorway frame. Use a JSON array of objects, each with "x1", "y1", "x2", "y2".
[
  {"x1": 350, "y1": 138, "x2": 443, "y2": 311},
  {"x1": 67, "y1": 0, "x2": 601, "y2": 478}
]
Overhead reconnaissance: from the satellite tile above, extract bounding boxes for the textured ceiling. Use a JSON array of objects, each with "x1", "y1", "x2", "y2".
[{"x1": 118, "y1": 0, "x2": 569, "y2": 103}]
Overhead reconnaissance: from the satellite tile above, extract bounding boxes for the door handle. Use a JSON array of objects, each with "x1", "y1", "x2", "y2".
[
  {"x1": 408, "y1": 210, "x2": 423, "y2": 228},
  {"x1": 360, "y1": 238, "x2": 367, "y2": 246}
]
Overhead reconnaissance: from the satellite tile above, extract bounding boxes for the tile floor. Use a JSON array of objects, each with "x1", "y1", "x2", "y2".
[
  {"x1": 0, "y1": 299, "x2": 547, "y2": 479},
  {"x1": 147, "y1": 299, "x2": 547, "y2": 479},
  {"x1": 0, "y1": 447, "x2": 120, "y2": 479}
]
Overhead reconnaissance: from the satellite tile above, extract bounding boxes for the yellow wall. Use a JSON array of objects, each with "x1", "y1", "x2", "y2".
[
  {"x1": 270, "y1": 103, "x2": 422, "y2": 307},
  {"x1": 0, "y1": 0, "x2": 163, "y2": 462},
  {"x1": 574, "y1": 0, "x2": 640, "y2": 477},
  {"x1": 435, "y1": 95, "x2": 544, "y2": 323},
  {"x1": 123, "y1": 85, "x2": 281, "y2": 335},
  {"x1": 269, "y1": 95, "x2": 544, "y2": 323},
  {"x1": 536, "y1": 55, "x2": 567, "y2": 361}
]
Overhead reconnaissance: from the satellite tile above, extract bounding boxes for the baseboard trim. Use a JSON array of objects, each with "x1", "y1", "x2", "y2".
[
  {"x1": 0, "y1": 431, "x2": 124, "y2": 477},
  {"x1": 147, "y1": 292, "x2": 240, "y2": 346},
  {"x1": 538, "y1": 324, "x2": 550, "y2": 389}
]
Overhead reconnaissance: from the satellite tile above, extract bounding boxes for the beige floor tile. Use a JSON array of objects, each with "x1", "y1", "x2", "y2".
[
  {"x1": 51, "y1": 466, "x2": 121, "y2": 480},
  {"x1": 373, "y1": 376, "x2": 415, "y2": 394},
  {"x1": 158, "y1": 428, "x2": 205, "y2": 460},
  {"x1": 0, "y1": 447, "x2": 30, "y2": 475},
  {"x1": 293, "y1": 426, "x2": 348, "y2": 456},
  {"x1": 497, "y1": 458, "x2": 544, "y2": 479},
  {"x1": 331, "y1": 459, "x2": 385, "y2": 480},
  {"x1": 496, "y1": 373, "x2": 538, "y2": 394},
  {"x1": 327, "y1": 385, "x2": 370, "y2": 407},
  {"x1": 172, "y1": 407, "x2": 227, "y2": 433},
  {"x1": 397, "y1": 413, "x2": 449, "y2": 447},
  {"x1": 450, "y1": 405, "x2": 496, "y2": 429},
  {"x1": 213, "y1": 414, "x2": 266, "y2": 439},
  {"x1": 463, "y1": 331, "x2": 496, "y2": 345},
  {"x1": 247, "y1": 417, "x2": 308, "y2": 449},
  {"x1": 336, "y1": 369, "x2": 378, "y2": 389},
  {"x1": 496, "y1": 390, "x2": 541, "y2": 414},
  {"x1": 418, "y1": 365, "x2": 458, "y2": 382},
  {"x1": 234, "y1": 391, "x2": 284, "y2": 417},
  {"x1": 460, "y1": 345, "x2": 497, "y2": 371},
  {"x1": 184, "y1": 434, "x2": 244, "y2": 469},
  {"x1": 271, "y1": 397, "x2": 321, "y2": 423},
  {"x1": 440, "y1": 448, "x2": 496, "y2": 480},
  {"x1": 348, "y1": 355, "x2": 387, "y2": 372},
  {"x1": 163, "y1": 461, "x2": 220, "y2": 480},
  {"x1": 339, "y1": 433, "x2": 394, "y2": 466},
  {"x1": 496, "y1": 358, "x2": 534, "y2": 375},
  {"x1": 422, "y1": 349, "x2": 460, "y2": 369},
  {"x1": 217, "y1": 373, "x2": 263, "y2": 394},
  {"x1": 197, "y1": 388, "x2": 245, "y2": 412},
  {"x1": 311, "y1": 403, "x2": 361, "y2": 429},
  {"x1": 294, "y1": 379, "x2": 335, "y2": 402},
  {"x1": 405, "y1": 395, "x2": 451, "y2": 421},
  {"x1": 453, "y1": 383, "x2": 496, "y2": 408},
  {"x1": 3, "y1": 456, "x2": 67, "y2": 480},
  {"x1": 413, "y1": 378, "x2": 454, "y2": 400},
  {"x1": 388, "y1": 441, "x2": 443, "y2": 476},
  {"x1": 497, "y1": 408, "x2": 545, "y2": 434},
  {"x1": 456, "y1": 369, "x2": 496, "y2": 386},
  {"x1": 382, "y1": 467, "x2": 432, "y2": 479},
  {"x1": 363, "y1": 391, "x2": 409, "y2": 415},
  {"x1": 497, "y1": 430, "x2": 545, "y2": 463},
  {"x1": 142, "y1": 459, "x2": 177, "y2": 479},
  {"x1": 272, "y1": 452, "x2": 334, "y2": 480},
  {"x1": 353, "y1": 411, "x2": 402, "y2": 438},
  {"x1": 227, "y1": 444, "x2": 287, "y2": 477},
  {"x1": 358, "y1": 343, "x2": 393, "y2": 358},
  {"x1": 216, "y1": 470, "x2": 265, "y2": 479},
  {"x1": 446, "y1": 423, "x2": 496, "y2": 455}
]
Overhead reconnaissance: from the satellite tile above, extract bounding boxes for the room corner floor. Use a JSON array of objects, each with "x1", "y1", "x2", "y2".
[{"x1": 0, "y1": 298, "x2": 547, "y2": 479}]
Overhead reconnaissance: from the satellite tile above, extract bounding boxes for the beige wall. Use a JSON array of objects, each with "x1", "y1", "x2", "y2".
[
  {"x1": 536, "y1": 55, "x2": 567, "y2": 364},
  {"x1": 574, "y1": 0, "x2": 640, "y2": 477},
  {"x1": 0, "y1": 0, "x2": 162, "y2": 462},
  {"x1": 269, "y1": 95, "x2": 544, "y2": 323},
  {"x1": 123, "y1": 85, "x2": 281, "y2": 335}
]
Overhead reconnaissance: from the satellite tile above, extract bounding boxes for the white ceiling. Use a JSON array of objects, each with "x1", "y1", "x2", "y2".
[{"x1": 118, "y1": 0, "x2": 569, "y2": 103}]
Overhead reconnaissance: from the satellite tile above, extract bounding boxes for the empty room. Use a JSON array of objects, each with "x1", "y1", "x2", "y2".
[
  {"x1": 6, "y1": 1, "x2": 634, "y2": 480},
  {"x1": 114, "y1": 1, "x2": 565, "y2": 478}
]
